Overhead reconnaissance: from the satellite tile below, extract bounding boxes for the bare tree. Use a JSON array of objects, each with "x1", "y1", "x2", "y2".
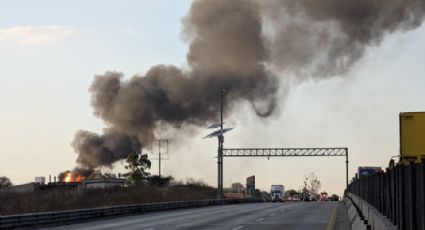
[{"x1": 303, "y1": 172, "x2": 321, "y2": 196}]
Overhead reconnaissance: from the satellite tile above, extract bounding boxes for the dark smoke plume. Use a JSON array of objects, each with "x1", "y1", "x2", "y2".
[
  {"x1": 262, "y1": 0, "x2": 425, "y2": 77},
  {"x1": 70, "y1": 0, "x2": 425, "y2": 172}
]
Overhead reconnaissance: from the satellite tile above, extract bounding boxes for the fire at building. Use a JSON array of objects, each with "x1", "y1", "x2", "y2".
[{"x1": 59, "y1": 171, "x2": 86, "y2": 183}]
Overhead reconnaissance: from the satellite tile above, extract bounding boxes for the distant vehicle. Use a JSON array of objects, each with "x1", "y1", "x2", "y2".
[
  {"x1": 271, "y1": 185, "x2": 285, "y2": 202},
  {"x1": 261, "y1": 191, "x2": 272, "y2": 202},
  {"x1": 320, "y1": 192, "x2": 329, "y2": 201},
  {"x1": 302, "y1": 195, "x2": 310, "y2": 202},
  {"x1": 330, "y1": 194, "x2": 339, "y2": 201},
  {"x1": 291, "y1": 194, "x2": 301, "y2": 202}
]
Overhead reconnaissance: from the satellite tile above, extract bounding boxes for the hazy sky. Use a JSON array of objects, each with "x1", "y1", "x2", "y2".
[{"x1": 1, "y1": 1, "x2": 424, "y2": 196}]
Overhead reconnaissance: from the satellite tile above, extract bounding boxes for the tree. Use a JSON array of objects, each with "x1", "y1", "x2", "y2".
[
  {"x1": 303, "y1": 172, "x2": 321, "y2": 197},
  {"x1": 300, "y1": 185, "x2": 310, "y2": 201},
  {"x1": 0, "y1": 176, "x2": 12, "y2": 188},
  {"x1": 123, "y1": 152, "x2": 151, "y2": 186}
]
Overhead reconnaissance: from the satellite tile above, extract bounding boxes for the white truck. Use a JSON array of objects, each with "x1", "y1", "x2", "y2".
[{"x1": 271, "y1": 184, "x2": 285, "y2": 202}]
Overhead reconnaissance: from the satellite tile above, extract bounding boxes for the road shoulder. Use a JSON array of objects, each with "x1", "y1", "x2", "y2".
[{"x1": 332, "y1": 201, "x2": 351, "y2": 230}]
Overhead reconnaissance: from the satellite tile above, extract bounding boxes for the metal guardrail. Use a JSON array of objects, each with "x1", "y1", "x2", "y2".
[
  {"x1": 0, "y1": 198, "x2": 262, "y2": 229},
  {"x1": 347, "y1": 161, "x2": 425, "y2": 230}
]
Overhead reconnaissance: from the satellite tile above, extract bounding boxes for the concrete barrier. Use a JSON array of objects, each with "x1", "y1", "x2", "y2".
[
  {"x1": 346, "y1": 193, "x2": 397, "y2": 230},
  {"x1": 344, "y1": 195, "x2": 367, "y2": 230}
]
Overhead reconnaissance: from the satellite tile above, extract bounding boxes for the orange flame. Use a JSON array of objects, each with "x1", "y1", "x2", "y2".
[
  {"x1": 65, "y1": 173, "x2": 72, "y2": 183},
  {"x1": 75, "y1": 175, "x2": 86, "y2": 182},
  {"x1": 63, "y1": 172, "x2": 86, "y2": 183}
]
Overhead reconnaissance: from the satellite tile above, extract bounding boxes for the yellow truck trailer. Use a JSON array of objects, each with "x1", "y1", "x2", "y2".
[{"x1": 400, "y1": 112, "x2": 425, "y2": 163}]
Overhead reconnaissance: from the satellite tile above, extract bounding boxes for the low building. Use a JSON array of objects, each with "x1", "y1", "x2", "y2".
[
  {"x1": 231, "y1": 182, "x2": 245, "y2": 193},
  {"x1": 0, "y1": 183, "x2": 40, "y2": 193},
  {"x1": 83, "y1": 178, "x2": 126, "y2": 189},
  {"x1": 35, "y1": 176, "x2": 46, "y2": 184},
  {"x1": 41, "y1": 182, "x2": 80, "y2": 193}
]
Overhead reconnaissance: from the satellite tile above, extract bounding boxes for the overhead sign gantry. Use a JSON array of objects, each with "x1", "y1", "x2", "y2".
[{"x1": 223, "y1": 147, "x2": 349, "y2": 188}]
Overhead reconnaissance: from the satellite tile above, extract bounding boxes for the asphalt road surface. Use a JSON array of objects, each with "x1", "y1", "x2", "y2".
[{"x1": 44, "y1": 202, "x2": 339, "y2": 230}]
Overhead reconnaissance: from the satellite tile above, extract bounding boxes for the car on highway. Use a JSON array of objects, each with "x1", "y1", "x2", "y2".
[
  {"x1": 302, "y1": 196, "x2": 310, "y2": 202},
  {"x1": 291, "y1": 194, "x2": 301, "y2": 202},
  {"x1": 320, "y1": 192, "x2": 329, "y2": 201},
  {"x1": 330, "y1": 194, "x2": 339, "y2": 201}
]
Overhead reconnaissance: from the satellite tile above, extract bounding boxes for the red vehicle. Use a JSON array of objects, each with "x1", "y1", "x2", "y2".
[{"x1": 320, "y1": 192, "x2": 329, "y2": 201}]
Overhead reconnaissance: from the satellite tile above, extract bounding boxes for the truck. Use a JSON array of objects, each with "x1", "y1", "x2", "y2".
[
  {"x1": 271, "y1": 184, "x2": 285, "y2": 202},
  {"x1": 400, "y1": 112, "x2": 425, "y2": 164}
]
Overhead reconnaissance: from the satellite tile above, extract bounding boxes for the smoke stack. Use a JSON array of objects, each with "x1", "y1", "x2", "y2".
[
  {"x1": 54, "y1": 176, "x2": 56, "y2": 183},
  {"x1": 69, "y1": 0, "x2": 425, "y2": 172},
  {"x1": 49, "y1": 175, "x2": 51, "y2": 183}
]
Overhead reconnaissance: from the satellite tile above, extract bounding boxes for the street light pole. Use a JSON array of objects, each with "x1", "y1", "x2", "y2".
[
  {"x1": 220, "y1": 88, "x2": 224, "y2": 130},
  {"x1": 204, "y1": 88, "x2": 231, "y2": 199},
  {"x1": 217, "y1": 88, "x2": 225, "y2": 198},
  {"x1": 346, "y1": 148, "x2": 349, "y2": 188}
]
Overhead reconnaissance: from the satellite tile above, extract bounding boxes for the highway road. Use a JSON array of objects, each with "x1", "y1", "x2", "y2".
[{"x1": 45, "y1": 202, "x2": 340, "y2": 230}]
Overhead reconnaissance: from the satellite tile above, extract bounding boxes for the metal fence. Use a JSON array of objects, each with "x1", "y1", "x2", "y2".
[
  {"x1": 347, "y1": 162, "x2": 425, "y2": 230},
  {"x1": 0, "y1": 198, "x2": 261, "y2": 229}
]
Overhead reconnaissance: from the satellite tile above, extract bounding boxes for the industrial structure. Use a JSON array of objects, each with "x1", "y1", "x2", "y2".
[{"x1": 0, "y1": 176, "x2": 126, "y2": 194}]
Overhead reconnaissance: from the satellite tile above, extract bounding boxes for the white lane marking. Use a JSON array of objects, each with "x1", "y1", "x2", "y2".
[
  {"x1": 270, "y1": 213, "x2": 276, "y2": 216},
  {"x1": 255, "y1": 218, "x2": 264, "y2": 222},
  {"x1": 231, "y1": 226, "x2": 245, "y2": 230}
]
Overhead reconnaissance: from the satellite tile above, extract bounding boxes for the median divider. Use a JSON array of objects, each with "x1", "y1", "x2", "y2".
[{"x1": 0, "y1": 198, "x2": 262, "y2": 229}]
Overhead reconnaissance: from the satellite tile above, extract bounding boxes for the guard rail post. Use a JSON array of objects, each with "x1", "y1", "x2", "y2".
[
  {"x1": 408, "y1": 161, "x2": 417, "y2": 230},
  {"x1": 419, "y1": 162, "x2": 425, "y2": 230},
  {"x1": 397, "y1": 164, "x2": 404, "y2": 230}
]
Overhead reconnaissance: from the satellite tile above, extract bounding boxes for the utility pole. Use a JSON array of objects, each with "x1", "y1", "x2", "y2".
[{"x1": 151, "y1": 139, "x2": 168, "y2": 178}]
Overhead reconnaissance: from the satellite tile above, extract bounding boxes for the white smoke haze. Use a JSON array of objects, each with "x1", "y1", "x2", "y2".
[{"x1": 69, "y1": 0, "x2": 425, "y2": 178}]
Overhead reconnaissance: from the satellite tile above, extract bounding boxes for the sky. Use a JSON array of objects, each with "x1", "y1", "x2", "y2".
[{"x1": 1, "y1": 1, "x2": 424, "y2": 196}]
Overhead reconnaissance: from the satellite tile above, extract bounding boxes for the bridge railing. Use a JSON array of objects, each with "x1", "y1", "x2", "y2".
[
  {"x1": 347, "y1": 161, "x2": 425, "y2": 230},
  {"x1": 0, "y1": 198, "x2": 262, "y2": 229}
]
